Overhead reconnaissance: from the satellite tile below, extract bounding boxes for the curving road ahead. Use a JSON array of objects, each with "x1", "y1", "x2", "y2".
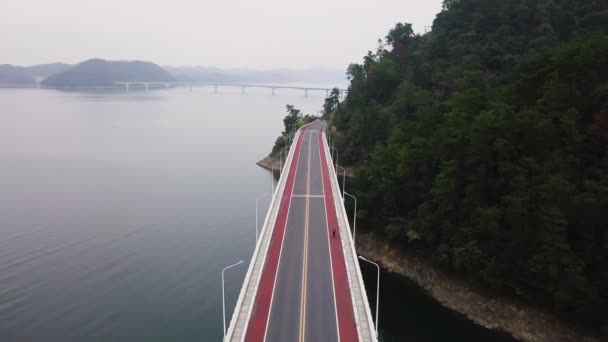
[{"x1": 244, "y1": 121, "x2": 358, "y2": 342}]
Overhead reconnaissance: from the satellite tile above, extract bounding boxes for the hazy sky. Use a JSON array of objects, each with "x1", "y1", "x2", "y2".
[{"x1": 2, "y1": 0, "x2": 443, "y2": 69}]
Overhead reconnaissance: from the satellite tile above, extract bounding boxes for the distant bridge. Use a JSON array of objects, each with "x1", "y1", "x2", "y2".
[{"x1": 114, "y1": 81, "x2": 347, "y2": 97}]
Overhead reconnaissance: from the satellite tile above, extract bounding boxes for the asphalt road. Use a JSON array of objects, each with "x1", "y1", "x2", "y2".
[
  {"x1": 264, "y1": 121, "x2": 338, "y2": 342},
  {"x1": 245, "y1": 120, "x2": 358, "y2": 342},
  {"x1": 246, "y1": 122, "x2": 340, "y2": 342}
]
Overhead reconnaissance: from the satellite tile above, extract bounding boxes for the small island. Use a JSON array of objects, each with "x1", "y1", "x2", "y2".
[
  {"x1": 42, "y1": 59, "x2": 174, "y2": 88},
  {"x1": 0, "y1": 64, "x2": 35, "y2": 87}
]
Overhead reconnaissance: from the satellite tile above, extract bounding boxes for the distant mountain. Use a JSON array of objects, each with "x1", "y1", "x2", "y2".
[
  {"x1": 0, "y1": 64, "x2": 35, "y2": 86},
  {"x1": 23, "y1": 63, "x2": 73, "y2": 78},
  {"x1": 42, "y1": 59, "x2": 175, "y2": 88},
  {"x1": 165, "y1": 66, "x2": 346, "y2": 86}
]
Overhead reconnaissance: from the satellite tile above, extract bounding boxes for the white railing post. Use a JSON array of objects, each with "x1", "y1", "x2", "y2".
[
  {"x1": 344, "y1": 191, "x2": 357, "y2": 242},
  {"x1": 336, "y1": 165, "x2": 346, "y2": 200},
  {"x1": 255, "y1": 194, "x2": 271, "y2": 241},
  {"x1": 358, "y1": 256, "x2": 380, "y2": 338},
  {"x1": 222, "y1": 260, "x2": 245, "y2": 339}
]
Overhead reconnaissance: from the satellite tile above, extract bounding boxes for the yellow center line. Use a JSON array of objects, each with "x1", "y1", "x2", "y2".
[{"x1": 299, "y1": 131, "x2": 313, "y2": 342}]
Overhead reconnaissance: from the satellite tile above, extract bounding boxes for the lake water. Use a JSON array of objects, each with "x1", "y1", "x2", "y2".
[{"x1": 0, "y1": 88, "x2": 513, "y2": 341}]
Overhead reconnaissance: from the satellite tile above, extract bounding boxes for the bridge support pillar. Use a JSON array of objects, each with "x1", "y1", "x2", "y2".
[
  {"x1": 326, "y1": 89, "x2": 330, "y2": 97},
  {"x1": 272, "y1": 88, "x2": 275, "y2": 96},
  {"x1": 125, "y1": 83, "x2": 130, "y2": 92},
  {"x1": 145, "y1": 83, "x2": 149, "y2": 91},
  {"x1": 304, "y1": 89, "x2": 308, "y2": 97}
]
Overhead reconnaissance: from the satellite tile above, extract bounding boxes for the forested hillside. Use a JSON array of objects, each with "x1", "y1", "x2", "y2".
[
  {"x1": 0, "y1": 65, "x2": 35, "y2": 86},
  {"x1": 325, "y1": 0, "x2": 608, "y2": 332},
  {"x1": 42, "y1": 59, "x2": 174, "y2": 88}
]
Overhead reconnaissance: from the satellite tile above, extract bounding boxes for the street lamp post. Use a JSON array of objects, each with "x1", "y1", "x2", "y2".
[
  {"x1": 330, "y1": 146, "x2": 339, "y2": 167},
  {"x1": 336, "y1": 165, "x2": 346, "y2": 199},
  {"x1": 256, "y1": 194, "x2": 271, "y2": 241},
  {"x1": 280, "y1": 146, "x2": 289, "y2": 172},
  {"x1": 358, "y1": 256, "x2": 380, "y2": 338},
  {"x1": 269, "y1": 163, "x2": 274, "y2": 194},
  {"x1": 270, "y1": 160, "x2": 282, "y2": 194},
  {"x1": 278, "y1": 144, "x2": 289, "y2": 172},
  {"x1": 290, "y1": 127, "x2": 297, "y2": 145},
  {"x1": 222, "y1": 260, "x2": 245, "y2": 339},
  {"x1": 343, "y1": 191, "x2": 357, "y2": 242}
]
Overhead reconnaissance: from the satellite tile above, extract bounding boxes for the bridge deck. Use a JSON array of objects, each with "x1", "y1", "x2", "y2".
[
  {"x1": 114, "y1": 82, "x2": 347, "y2": 93},
  {"x1": 226, "y1": 121, "x2": 375, "y2": 341}
]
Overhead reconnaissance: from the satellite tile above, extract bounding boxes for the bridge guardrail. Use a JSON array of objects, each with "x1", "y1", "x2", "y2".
[
  {"x1": 225, "y1": 123, "x2": 310, "y2": 341},
  {"x1": 322, "y1": 129, "x2": 377, "y2": 342}
]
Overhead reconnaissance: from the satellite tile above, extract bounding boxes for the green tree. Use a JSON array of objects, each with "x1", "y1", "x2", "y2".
[
  {"x1": 325, "y1": 1, "x2": 608, "y2": 332},
  {"x1": 323, "y1": 88, "x2": 341, "y2": 114}
]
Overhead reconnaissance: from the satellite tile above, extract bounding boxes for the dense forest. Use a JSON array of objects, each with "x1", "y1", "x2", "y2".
[{"x1": 323, "y1": 0, "x2": 608, "y2": 333}]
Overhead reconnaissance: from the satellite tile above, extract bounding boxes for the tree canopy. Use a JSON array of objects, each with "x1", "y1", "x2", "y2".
[
  {"x1": 324, "y1": 0, "x2": 608, "y2": 332},
  {"x1": 271, "y1": 105, "x2": 317, "y2": 158}
]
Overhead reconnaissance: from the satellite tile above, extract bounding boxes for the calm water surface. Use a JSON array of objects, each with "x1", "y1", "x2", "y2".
[{"x1": 0, "y1": 88, "x2": 512, "y2": 341}]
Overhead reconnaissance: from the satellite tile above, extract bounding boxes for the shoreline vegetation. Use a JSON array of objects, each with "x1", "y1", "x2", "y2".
[
  {"x1": 357, "y1": 232, "x2": 598, "y2": 342},
  {"x1": 263, "y1": 1, "x2": 607, "y2": 340},
  {"x1": 258, "y1": 104, "x2": 354, "y2": 177},
  {"x1": 256, "y1": 155, "x2": 355, "y2": 178},
  {"x1": 256, "y1": 147, "x2": 598, "y2": 341},
  {"x1": 318, "y1": 0, "x2": 607, "y2": 340}
]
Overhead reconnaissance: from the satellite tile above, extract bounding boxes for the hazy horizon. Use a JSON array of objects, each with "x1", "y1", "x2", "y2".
[
  {"x1": 2, "y1": 0, "x2": 443, "y2": 69},
  {"x1": 8, "y1": 61, "x2": 349, "y2": 72}
]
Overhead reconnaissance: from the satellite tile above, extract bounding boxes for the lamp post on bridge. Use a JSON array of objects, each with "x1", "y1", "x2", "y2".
[
  {"x1": 222, "y1": 260, "x2": 245, "y2": 340},
  {"x1": 280, "y1": 145, "x2": 290, "y2": 172},
  {"x1": 268, "y1": 142, "x2": 291, "y2": 195},
  {"x1": 270, "y1": 161, "x2": 274, "y2": 194},
  {"x1": 344, "y1": 191, "x2": 357, "y2": 242},
  {"x1": 255, "y1": 194, "x2": 271, "y2": 241},
  {"x1": 336, "y1": 165, "x2": 346, "y2": 200},
  {"x1": 291, "y1": 126, "x2": 297, "y2": 144},
  {"x1": 330, "y1": 146, "x2": 339, "y2": 168},
  {"x1": 326, "y1": 130, "x2": 333, "y2": 154},
  {"x1": 358, "y1": 256, "x2": 380, "y2": 338},
  {"x1": 269, "y1": 160, "x2": 282, "y2": 194}
]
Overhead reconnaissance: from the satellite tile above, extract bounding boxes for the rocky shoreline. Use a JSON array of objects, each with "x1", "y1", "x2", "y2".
[
  {"x1": 257, "y1": 155, "x2": 355, "y2": 177},
  {"x1": 356, "y1": 233, "x2": 599, "y2": 342},
  {"x1": 256, "y1": 156, "x2": 282, "y2": 173}
]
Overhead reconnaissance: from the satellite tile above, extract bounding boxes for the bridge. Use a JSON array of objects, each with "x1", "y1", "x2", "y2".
[
  {"x1": 225, "y1": 120, "x2": 376, "y2": 341},
  {"x1": 114, "y1": 82, "x2": 347, "y2": 97}
]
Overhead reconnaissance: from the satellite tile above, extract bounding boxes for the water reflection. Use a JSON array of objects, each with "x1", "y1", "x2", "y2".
[{"x1": 359, "y1": 262, "x2": 516, "y2": 342}]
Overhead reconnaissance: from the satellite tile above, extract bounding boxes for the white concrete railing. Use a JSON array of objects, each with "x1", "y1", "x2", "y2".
[
  {"x1": 225, "y1": 126, "x2": 304, "y2": 341},
  {"x1": 322, "y1": 130, "x2": 377, "y2": 342}
]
